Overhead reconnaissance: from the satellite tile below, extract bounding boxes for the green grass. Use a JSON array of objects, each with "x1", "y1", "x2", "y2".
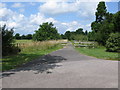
[
  {"x1": 76, "y1": 47, "x2": 119, "y2": 60},
  {"x1": 2, "y1": 43, "x2": 63, "y2": 71}
]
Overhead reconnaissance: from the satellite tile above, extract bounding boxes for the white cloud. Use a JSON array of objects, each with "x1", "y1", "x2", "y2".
[
  {"x1": 0, "y1": 6, "x2": 28, "y2": 34},
  {"x1": 0, "y1": 7, "x2": 15, "y2": 21},
  {"x1": 39, "y1": 1, "x2": 79, "y2": 15},
  {"x1": 0, "y1": 5, "x2": 59, "y2": 35},
  {"x1": 7, "y1": 22, "x2": 18, "y2": 28},
  {"x1": 55, "y1": 21, "x2": 91, "y2": 34},
  {"x1": 11, "y1": 3, "x2": 24, "y2": 8},
  {"x1": 77, "y1": 2, "x2": 98, "y2": 20},
  {"x1": 30, "y1": 13, "x2": 57, "y2": 25},
  {"x1": 58, "y1": 21, "x2": 92, "y2": 33},
  {"x1": 39, "y1": 1, "x2": 98, "y2": 21}
]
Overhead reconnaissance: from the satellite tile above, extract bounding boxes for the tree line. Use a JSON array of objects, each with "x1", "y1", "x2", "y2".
[
  {"x1": 14, "y1": 22, "x2": 89, "y2": 41},
  {"x1": 61, "y1": 28, "x2": 88, "y2": 41},
  {"x1": 14, "y1": 33, "x2": 32, "y2": 40}
]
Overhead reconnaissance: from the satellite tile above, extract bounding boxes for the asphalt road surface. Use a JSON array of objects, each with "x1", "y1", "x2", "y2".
[{"x1": 1, "y1": 44, "x2": 118, "y2": 88}]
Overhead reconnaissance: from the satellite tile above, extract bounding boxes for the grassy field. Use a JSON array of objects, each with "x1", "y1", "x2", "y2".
[
  {"x1": 2, "y1": 40, "x2": 66, "y2": 71},
  {"x1": 76, "y1": 47, "x2": 119, "y2": 60}
]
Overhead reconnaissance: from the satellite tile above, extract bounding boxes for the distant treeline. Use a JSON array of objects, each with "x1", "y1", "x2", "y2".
[
  {"x1": 14, "y1": 33, "x2": 32, "y2": 40},
  {"x1": 14, "y1": 23, "x2": 89, "y2": 41}
]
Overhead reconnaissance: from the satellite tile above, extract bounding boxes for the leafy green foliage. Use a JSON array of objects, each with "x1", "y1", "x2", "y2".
[
  {"x1": 64, "y1": 31, "x2": 72, "y2": 40},
  {"x1": 61, "y1": 34, "x2": 66, "y2": 39},
  {"x1": 90, "y1": 1, "x2": 119, "y2": 47},
  {"x1": 72, "y1": 34, "x2": 88, "y2": 41},
  {"x1": 14, "y1": 33, "x2": 21, "y2": 40},
  {"x1": 95, "y1": 1, "x2": 107, "y2": 23},
  {"x1": 33, "y1": 22, "x2": 60, "y2": 41},
  {"x1": 15, "y1": 34, "x2": 33, "y2": 40},
  {"x1": 91, "y1": 21, "x2": 101, "y2": 32},
  {"x1": 63, "y1": 28, "x2": 87, "y2": 41},
  {"x1": 113, "y1": 11, "x2": 120, "y2": 33},
  {"x1": 25, "y1": 34, "x2": 32, "y2": 39},
  {"x1": 21, "y1": 35, "x2": 26, "y2": 39},
  {"x1": 84, "y1": 30, "x2": 88, "y2": 35},
  {"x1": 1, "y1": 25, "x2": 20, "y2": 56},
  {"x1": 75, "y1": 28, "x2": 84, "y2": 35},
  {"x1": 106, "y1": 33, "x2": 120, "y2": 52},
  {"x1": 87, "y1": 31, "x2": 96, "y2": 41}
]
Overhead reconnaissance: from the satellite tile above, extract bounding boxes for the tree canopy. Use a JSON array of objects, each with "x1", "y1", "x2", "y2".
[
  {"x1": 90, "y1": 1, "x2": 120, "y2": 52},
  {"x1": 90, "y1": 1, "x2": 120, "y2": 45},
  {"x1": 1, "y1": 25, "x2": 20, "y2": 56},
  {"x1": 33, "y1": 22, "x2": 60, "y2": 41}
]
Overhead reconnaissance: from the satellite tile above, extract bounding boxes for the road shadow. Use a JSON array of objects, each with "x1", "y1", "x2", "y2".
[{"x1": 2, "y1": 54, "x2": 67, "y2": 78}]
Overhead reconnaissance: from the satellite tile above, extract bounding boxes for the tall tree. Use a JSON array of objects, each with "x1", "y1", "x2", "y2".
[
  {"x1": 91, "y1": 1, "x2": 109, "y2": 45},
  {"x1": 95, "y1": 1, "x2": 107, "y2": 23}
]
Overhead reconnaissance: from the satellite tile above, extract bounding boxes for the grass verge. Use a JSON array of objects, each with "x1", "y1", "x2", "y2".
[
  {"x1": 76, "y1": 47, "x2": 119, "y2": 60},
  {"x1": 2, "y1": 41, "x2": 63, "y2": 71}
]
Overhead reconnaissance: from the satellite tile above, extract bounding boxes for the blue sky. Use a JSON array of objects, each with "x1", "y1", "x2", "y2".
[{"x1": 0, "y1": 0, "x2": 119, "y2": 35}]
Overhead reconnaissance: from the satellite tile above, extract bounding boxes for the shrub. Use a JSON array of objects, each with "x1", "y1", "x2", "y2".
[
  {"x1": 106, "y1": 33, "x2": 120, "y2": 52},
  {"x1": 1, "y1": 25, "x2": 20, "y2": 56}
]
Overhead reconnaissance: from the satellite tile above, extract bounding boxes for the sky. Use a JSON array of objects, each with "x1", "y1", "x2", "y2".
[{"x1": 0, "y1": 0, "x2": 119, "y2": 35}]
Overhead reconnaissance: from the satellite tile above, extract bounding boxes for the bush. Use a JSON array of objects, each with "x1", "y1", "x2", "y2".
[
  {"x1": 106, "y1": 33, "x2": 120, "y2": 52},
  {"x1": 1, "y1": 25, "x2": 20, "y2": 56}
]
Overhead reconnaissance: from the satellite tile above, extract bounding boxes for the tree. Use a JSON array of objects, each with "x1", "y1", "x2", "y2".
[
  {"x1": 91, "y1": 21, "x2": 101, "y2": 32},
  {"x1": 88, "y1": 31, "x2": 96, "y2": 41},
  {"x1": 95, "y1": 1, "x2": 107, "y2": 23},
  {"x1": 1, "y1": 25, "x2": 20, "y2": 56},
  {"x1": 91, "y1": 1, "x2": 112, "y2": 45},
  {"x1": 113, "y1": 11, "x2": 120, "y2": 33},
  {"x1": 85, "y1": 30, "x2": 88, "y2": 35},
  {"x1": 74, "y1": 34, "x2": 88, "y2": 41},
  {"x1": 21, "y1": 35, "x2": 26, "y2": 39},
  {"x1": 91, "y1": 1, "x2": 107, "y2": 32},
  {"x1": 90, "y1": 1, "x2": 120, "y2": 51},
  {"x1": 64, "y1": 31, "x2": 72, "y2": 40},
  {"x1": 26, "y1": 34, "x2": 32, "y2": 39},
  {"x1": 75, "y1": 28, "x2": 84, "y2": 34},
  {"x1": 106, "y1": 33, "x2": 120, "y2": 52},
  {"x1": 33, "y1": 22, "x2": 60, "y2": 41},
  {"x1": 61, "y1": 34, "x2": 66, "y2": 39},
  {"x1": 14, "y1": 33, "x2": 21, "y2": 40}
]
